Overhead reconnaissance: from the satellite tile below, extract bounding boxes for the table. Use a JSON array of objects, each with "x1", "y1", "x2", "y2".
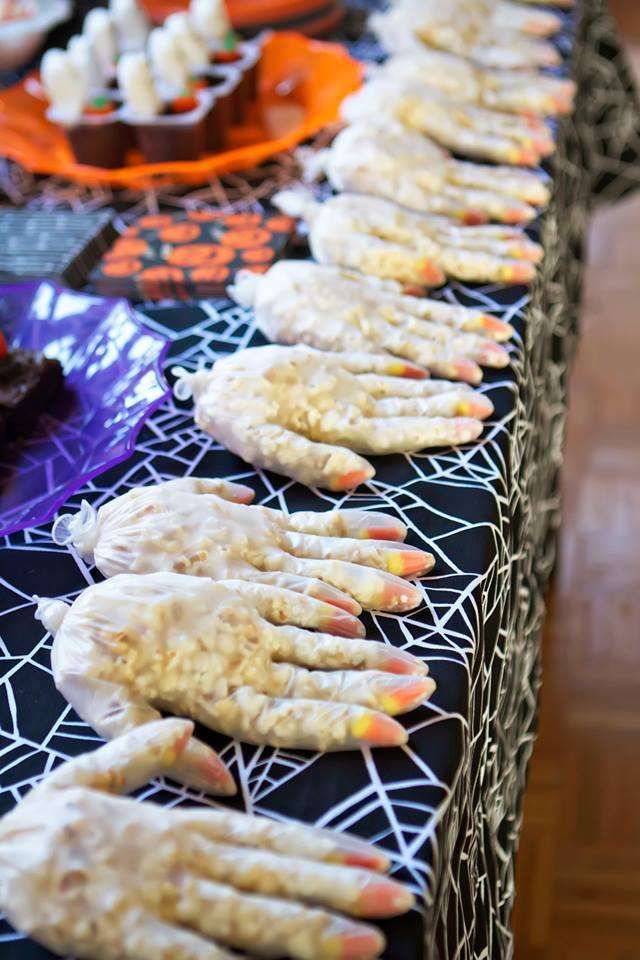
[{"x1": 1, "y1": 2, "x2": 639, "y2": 958}]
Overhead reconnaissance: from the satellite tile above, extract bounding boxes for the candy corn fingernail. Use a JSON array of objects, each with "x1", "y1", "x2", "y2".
[
  {"x1": 351, "y1": 711, "x2": 407, "y2": 747},
  {"x1": 383, "y1": 653, "x2": 427, "y2": 676},
  {"x1": 501, "y1": 262, "x2": 536, "y2": 283},
  {"x1": 201, "y1": 753, "x2": 237, "y2": 796},
  {"x1": 364, "y1": 524, "x2": 405, "y2": 541},
  {"x1": 333, "y1": 468, "x2": 374, "y2": 491},
  {"x1": 503, "y1": 207, "x2": 531, "y2": 225},
  {"x1": 463, "y1": 209, "x2": 487, "y2": 226},
  {"x1": 313, "y1": 586, "x2": 362, "y2": 615},
  {"x1": 510, "y1": 146, "x2": 538, "y2": 166},
  {"x1": 380, "y1": 578, "x2": 423, "y2": 611},
  {"x1": 358, "y1": 880, "x2": 416, "y2": 918},
  {"x1": 336, "y1": 848, "x2": 390, "y2": 871},
  {"x1": 477, "y1": 314, "x2": 514, "y2": 340},
  {"x1": 380, "y1": 676, "x2": 436, "y2": 715},
  {"x1": 452, "y1": 358, "x2": 482, "y2": 384},
  {"x1": 456, "y1": 395, "x2": 493, "y2": 419},
  {"x1": 479, "y1": 341, "x2": 509, "y2": 368},
  {"x1": 386, "y1": 359, "x2": 428, "y2": 379},
  {"x1": 325, "y1": 612, "x2": 366, "y2": 639},
  {"x1": 419, "y1": 259, "x2": 445, "y2": 286},
  {"x1": 329, "y1": 926, "x2": 386, "y2": 960},
  {"x1": 331, "y1": 837, "x2": 390, "y2": 872},
  {"x1": 386, "y1": 549, "x2": 434, "y2": 577},
  {"x1": 229, "y1": 483, "x2": 255, "y2": 503}
]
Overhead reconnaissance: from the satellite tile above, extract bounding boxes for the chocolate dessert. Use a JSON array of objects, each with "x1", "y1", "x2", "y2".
[{"x1": 0, "y1": 342, "x2": 63, "y2": 443}]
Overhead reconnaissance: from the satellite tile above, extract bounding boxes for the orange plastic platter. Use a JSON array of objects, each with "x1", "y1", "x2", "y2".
[
  {"x1": 0, "y1": 31, "x2": 362, "y2": 189},
  {"x1": 142, "y1": 0, "x2": 340, "y2": 30}
]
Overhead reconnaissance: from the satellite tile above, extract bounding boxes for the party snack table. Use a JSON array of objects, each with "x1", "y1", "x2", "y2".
[{"x1": 1, "y1": 2, "x2": 639, "y2": 958}]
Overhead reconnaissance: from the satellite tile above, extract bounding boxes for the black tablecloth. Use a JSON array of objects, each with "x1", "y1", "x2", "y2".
[{"x1": 1, "y1": 2, "x2": 639, "y2": 958}]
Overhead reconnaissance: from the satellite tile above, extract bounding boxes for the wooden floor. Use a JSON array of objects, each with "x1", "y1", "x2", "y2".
[{"x1": 513, "y1": 3, "x2": 640, "y2": 956}]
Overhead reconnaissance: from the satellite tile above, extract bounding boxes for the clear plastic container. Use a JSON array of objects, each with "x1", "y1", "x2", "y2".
[
  {"x1": 120, "y1": 92, "x2": 210, "y2": 163},
  {"x1": 46, "y1": 104, "x2": 128, "y2": 168},
  {"x1": 196, "y1": 65, "x2": 240, "y2": 151}
]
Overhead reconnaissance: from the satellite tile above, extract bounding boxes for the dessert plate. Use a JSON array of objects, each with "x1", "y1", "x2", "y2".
[
  {"x1": 143, "y1": 0, "x2": 345, "y2": 34},
  {"x1": 0, "y1": 281, "x2": 169, "y2": 536},
  {"x1": 0, "y1": 31, "x2": 362, "y2": 189}
]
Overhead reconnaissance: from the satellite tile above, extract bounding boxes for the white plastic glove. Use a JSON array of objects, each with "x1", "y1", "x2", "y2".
[
  {"x1": 230, "y1": 260, "x2": 512, "y2": 383},
  {"x1": 374, "y1": 48, "x2": 575, "y2": 117},
  {"x1": 371, "y1": 0, "x2": 562, "y2": 69},
  {"x1": 305, "y1": 121, "x2": 550, "y2": 224},
  {"x1": 273, "y1": 190, "x2": 542, "y2": 288},
  {"x1": 52, "y1": 477, "x2": 434, "y2": 613},
  {"x1": 0, "y1": 719, "x2": 414, "y2": 960},
  {"x1": 341, "y1": 79, "x2": 555, "y2": 167},
  {"x1": 38, "y1": 573, "x2": 435, "y2": 763},
  {"x1": 172, "y1": 345, "x2": 493, "y2": 490}
]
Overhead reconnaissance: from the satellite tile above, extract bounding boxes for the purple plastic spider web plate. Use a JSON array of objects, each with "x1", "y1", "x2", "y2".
[{"x1": 0, "y1": 280, "x2": 169, "y2": 536}]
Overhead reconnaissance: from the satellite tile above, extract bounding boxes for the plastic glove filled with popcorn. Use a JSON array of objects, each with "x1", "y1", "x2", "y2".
[
  {"x1": 52, "y1": 476, "x2": 435, "y2": 613},
  {"x1": 341, "y1": 79, "x2": 555, "y2": 168},
  {"x1": 0, "y1": 719, "x2": 414, "y2": 960},
  {"x1": 231, "y1": 260, "x2": 513, "y2": 382},
  {"x1": 371, "y1": 0, "x2": 562, "y2": 69},
  {"x1": 374, "y1": 48, "x2": 575, "y2": 117},
  {"x1": 172, "y1": 345, "x2": 493, "y2": 490},
  {"x1": 273, "y1": 190, "x2": 542, "y2": 288},
  {"x1": 39, "y1": 573, "x2": 435, "y2": 767},
  {"x1": 305, "y1": 121, "x2": 550, "y2": 224}
]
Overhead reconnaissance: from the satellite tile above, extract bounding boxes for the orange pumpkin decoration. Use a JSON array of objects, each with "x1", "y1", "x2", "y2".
[
  {"x1": 223, "y1": 212, "x2": 263, "y2": 228},
  {"x1": 245, "y1": 264, "x2": 271, "y2": 275},
  {"x1": 139, "y1": 265, "x2": 186, "y2": 298},
  {"x1": 191, "y1": 264, "x2": 231, "y2": 284},
  {"x1": 265, "y1": 215, "x2": 295, "y2": 232},
  {"x1": 105, "y1": 237, "x2": 150, "y2": 259},
  {"x1": 186, "y1": 210, "x2": 224, "y2": 222},
  {"x1": 138, "y1": 214, "x2": 175, "y2": 229},
  {"x1": 102, "y1": 258, "x2": 143, "y2": 277},
  {"x1": 220, "y1": 227, "x2": 272, "y2": 249},
  {"x1": 167, "y1": 243, "x2": 234, "y2": 267},
  {"x1": 241, "y1": 246, "x2": 275, "y2": 264},
  {"x1": 159, "y1": 223, "x2": 202, "y2": 243}
]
